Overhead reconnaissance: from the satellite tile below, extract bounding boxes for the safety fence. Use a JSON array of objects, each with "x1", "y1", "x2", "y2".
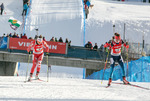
[
  {"x1": 0, "y1": 37, "x2": 107, "y2": 61},
  {"x1": 86, "y1": 56, "x2": 150, "y2": 82}
]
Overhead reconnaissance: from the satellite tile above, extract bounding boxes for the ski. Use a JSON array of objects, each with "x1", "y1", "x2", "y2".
[
  {"x1": 32, "y1": 79, "x2": 46, "y2": 82},
  {"x1": 106, "y1": 85, "x2": 110, "y2": 88},
  {"x1": 24, "y1": 78, "x2": 46, "y2": 83},
  {"x1": 112, "y1": 82, "x2": 150, "y2": 90},
  {"x1": 24, "y1": 80, "x2": 31, "y2": 83}
]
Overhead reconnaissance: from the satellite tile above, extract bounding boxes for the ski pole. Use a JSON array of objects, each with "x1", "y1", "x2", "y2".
[
  {"x1": 126, "y1": 48, "x2": 129, "y2": 80},
  {"x1": 25, "y1": 54, "x2": 31, "y2": 82},
  {"x1": 48, "y1": 65, "x2": 51, "y2": 78},
  {"x1": 113, "y1": 25, "x2": 115, "y2": 34},
  {"x1": 101, "y1": 50, "x2": 110, "y2": 84},
  {"x1": 46, "y1": 55, "x2": 49, "y2": 82}
]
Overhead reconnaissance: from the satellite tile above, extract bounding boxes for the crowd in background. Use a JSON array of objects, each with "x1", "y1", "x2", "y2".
[
  {"x1": 84, "y1": 41, "x2": 105, "y2": 52},
  {"x1": 1, "y1": 33, "x2": 71, "y2": 47}
]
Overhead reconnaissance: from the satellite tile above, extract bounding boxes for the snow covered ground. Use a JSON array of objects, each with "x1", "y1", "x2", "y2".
[{"x1": 0, "y1": 76, "x2": 150, "y2": 101}]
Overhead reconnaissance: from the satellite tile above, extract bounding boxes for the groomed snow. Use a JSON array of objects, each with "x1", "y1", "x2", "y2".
[{"x1": 0, "y1": 76, "x2": 150, "y2": 101}]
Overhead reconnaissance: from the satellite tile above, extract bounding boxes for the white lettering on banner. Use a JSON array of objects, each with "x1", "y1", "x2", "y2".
[
  {"x1": 18, "y1": 42, "x2": 23, "y2": 46},
  {"x1": 48, "y1": 45, "x2": 57, "y2": 50},
  {"x1": 26, "y1": 42, "x2": 31, "y2": 47},
  {"x1": 58, "y1": 43, "x2": 65, "y2": 45},
  {"x1": 10, "y1": 46, "x2": 17, "y2": 49},
  {"x1": 18, "y1": 41, "x2": 57, "y2": 50},
  {"x1": 18, "y1": 42, "x2": 31, "y2": 47}
]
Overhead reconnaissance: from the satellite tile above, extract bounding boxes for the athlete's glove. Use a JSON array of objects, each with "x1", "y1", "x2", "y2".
[
  {"x1": 46, "y1": 52, "x2": 49, "y2": 56},
  {"x1": 28, "y1": 51, "x2": 31, "y2": 54}
]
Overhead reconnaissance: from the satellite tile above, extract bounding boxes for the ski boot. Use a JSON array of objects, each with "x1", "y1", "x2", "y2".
[
  {"x1": 108, "y1": 78, "x2": 112, "y2": 86},
  {"x1": 35, "y1": 72, "x2": 39, "y2": 80},
  {"x1": 123, "y1": 76, "x2": 130, "y2": 84},
  {"x1": 35, "y1": 75, "x2": 39, "y2": 80},
  {"x1": 28, "y1": 73, "x2": 33, "y2": 81}
]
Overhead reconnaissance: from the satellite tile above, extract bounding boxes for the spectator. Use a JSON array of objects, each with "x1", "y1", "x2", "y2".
[
  {"x1": 84, "y1": 6, "x2": 89, "y2": 19},
  {"x1": 85, "y1": 41, "x2": 89, "y2": 48},
  {"x1": 99, "y1": 44, "x2": 104, "y2": 52},
  {"x1": 22, "y1": 33, "x2": 27, "y2": 39},
  {"x1": 65, "y1": 38, "x2": 69, "y2": 43},
  {"x1": 39, "y1": 35, "x2": 42, "y2": 38},
  {"x1": 55, "y1": 37, "x2": 58, "y2": 42},
  {"x1": 20, "y1": 34, "x2": 23, "y2": 38},
  {"x1": 93, "y1": 43, "x2": 98, "y2": 50},
  {"x1": 34, "y1": 35, "x2": 38, "y2": 39},
  {"x1": 83, "y1": 0, "x2": 94, "y2": 19},
  {"x1": 9, "y1": 33, "x2": 12, "y2": 37},
  {"x1": 59, "y1": 37, "x2": 63, "y2": 43},
  {"x1": 0, "y1": 3, "x2": 4, "y2": 15},
  {"x1": 85, "y1": 41, "x2": 93, "y2": 49},
  {"x1": 22, "y1": 3, "x2": 28, "y2": 16},
  {"x1": 68, "y1": 40, "x2": 71, "y2": 47},
  {"x1": 50, "y1": 37, "x2": 55, "y2": 42},
  {"x1": 27, "y1": 0, "x2": 30, "y2": 6},
  {"x1": 6, "y1": 34, "x2": 9, "y2": 37},
  {"x1": 2, "y1": 33, "x2": 6, "y2": 38},
  {"x1": 12, "y1": 32, "x2": 17, "y2": 38},
  {"x1": 16, "y1": 34, "x2": 19, "y2": 38},
  {"x1": 43, "y1": 37, "x2": 46, "y2": 41},
  {"x1": 84, "y1": 0, "x2": 89, "y2": 19},
  {"x1": 29, "y1": 37, "x2": 33, "y2": 39}
]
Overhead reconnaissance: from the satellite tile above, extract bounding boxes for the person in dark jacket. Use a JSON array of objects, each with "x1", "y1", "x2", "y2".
[
  {"x1": 65, "y1": 38, "x2": 69, "y2": 43},
  {"x1": 0, "y1": 3, "x2": 4, "y2": 15},
  {"x1": 59, "y1": 37, "x2": 63, "y2": 43},
  {"x1": 22, "y1": 3, "x2": 28, "y2": 16},
  {"x1": 99, "y1": 44, "x2": 104, "y2": 52},
  {"x1": 12, "y1": 33, "x2": 17, "y2": 38},
  {"x1": 93, "y1": 43, "x2": 98, "y2": 50},
  {"x1": 22, "y1": 33, "x2": 27, "y2": 39},
  {"x1": 85, "y1": 41, "x2": 93, "y2": 49}
]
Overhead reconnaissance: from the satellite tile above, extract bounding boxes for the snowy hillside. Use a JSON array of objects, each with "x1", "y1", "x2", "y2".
[
  {"x1": 0, "y1": 76, "x2": 150, "y2": 101},
  {"x1": 25, "y1": 0, "x2": 84, "y2": 46},
  {"x1": 86, "y1": 0, "x2": 150, "y2": 46}
]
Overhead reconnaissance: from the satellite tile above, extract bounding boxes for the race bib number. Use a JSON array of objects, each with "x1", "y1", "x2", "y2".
[
  {"x1": 36, "y1": 48, "x2": 42, "y2": 51},
  {"x1": 115, "y1": 48, "x2": 121, "y2": 52}
]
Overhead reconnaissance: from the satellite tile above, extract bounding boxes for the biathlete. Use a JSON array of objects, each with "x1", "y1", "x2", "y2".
[
  {"x1": 104, "y1": 33, "x2": 129, "y2": 86},
  {"x1": 27, "y1": 35, "x2": 49, "y2": 81}
]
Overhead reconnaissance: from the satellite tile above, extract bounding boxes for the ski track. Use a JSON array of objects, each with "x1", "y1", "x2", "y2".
[{"x1": 0, "y1": 77, "x2": 150, "y2": 101}]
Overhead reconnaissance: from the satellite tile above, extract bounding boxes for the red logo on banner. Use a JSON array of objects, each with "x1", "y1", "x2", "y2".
[{"x1": 9, "y1": 38, "x2": 67, "y2": 54}]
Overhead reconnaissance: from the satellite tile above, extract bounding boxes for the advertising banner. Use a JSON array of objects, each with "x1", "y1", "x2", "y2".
[
  {"x1": 9, "y1": 38, "x2": 67, "y2": 54},
  {"x1": 0, "y1": 37, "x2": 8, "y2": 49}
]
